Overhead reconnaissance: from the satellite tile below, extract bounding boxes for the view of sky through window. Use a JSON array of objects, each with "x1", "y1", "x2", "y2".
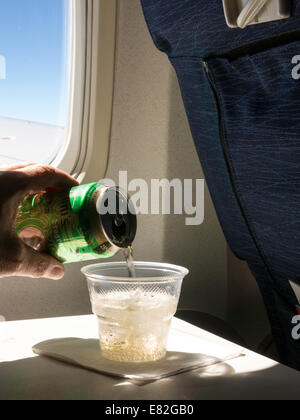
[
  {"x1": 0, "y1": 0, "x2": 69, "y2": 127},
  {"x1": 0, "y1": 0, "x2": 71, "y2": 166}
]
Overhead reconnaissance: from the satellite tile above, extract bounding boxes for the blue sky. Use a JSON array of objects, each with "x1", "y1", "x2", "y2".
[{"x1": 0, "y1": 0, "x2": 69, "y2": 127}]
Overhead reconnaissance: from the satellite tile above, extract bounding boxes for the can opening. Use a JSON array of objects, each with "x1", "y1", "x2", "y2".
[{"x1": 98, "y1": 188, "x2": 137, "y2": 249}]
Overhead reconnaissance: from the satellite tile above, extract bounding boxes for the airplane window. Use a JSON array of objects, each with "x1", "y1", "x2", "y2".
[{"x1": 0, "y1": 0, "x2": 71, "y2": 167}]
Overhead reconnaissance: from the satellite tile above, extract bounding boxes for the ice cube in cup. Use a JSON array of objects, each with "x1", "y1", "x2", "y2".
[{"x1": 81, "y1": 262, "x2": 189, "y2": 363}]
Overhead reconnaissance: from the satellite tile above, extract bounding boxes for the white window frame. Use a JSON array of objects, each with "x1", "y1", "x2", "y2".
[{"x1": 51, "y1": 0, "x2": 117, "y2": 182}]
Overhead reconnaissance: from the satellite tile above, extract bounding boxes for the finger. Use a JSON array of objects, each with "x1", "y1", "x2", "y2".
[
  {"x1": 17, "y1": 241, "x2": 65, "y2": 280},
  {"x1": 20, "y1": 164, "x2": 79, "y2": 195},
  {"x1": 0, "y1": 162, "x2": 36, "y2": 171}
]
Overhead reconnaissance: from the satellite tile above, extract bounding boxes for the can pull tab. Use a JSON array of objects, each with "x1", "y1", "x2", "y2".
[{"x1": 222, "y1": 0, "x2": 291, "y2": 29}]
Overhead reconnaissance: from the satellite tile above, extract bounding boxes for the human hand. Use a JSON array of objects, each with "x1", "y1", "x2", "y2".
[{"x1": 0, "y1": 163, "x2": 79, "y2": 280}]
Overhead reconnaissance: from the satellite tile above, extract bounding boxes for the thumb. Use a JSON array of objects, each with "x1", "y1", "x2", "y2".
[{"x1": 18, "y1": 242, "x2": 65, "y2": 280}]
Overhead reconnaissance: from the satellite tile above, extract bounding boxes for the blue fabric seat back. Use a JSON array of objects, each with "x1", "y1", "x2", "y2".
[{"x1": 141, "y1": 0, "x2": 300, "y2": 369}]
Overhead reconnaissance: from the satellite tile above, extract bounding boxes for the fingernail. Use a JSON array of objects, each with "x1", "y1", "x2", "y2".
[{"x1": 50, "y1": 266, "x2": 65, "y2": 280}]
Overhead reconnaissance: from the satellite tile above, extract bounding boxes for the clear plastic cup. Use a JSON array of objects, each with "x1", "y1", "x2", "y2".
[{"x1": 81, "y1": 262, "x2": 189, "y2": 363}]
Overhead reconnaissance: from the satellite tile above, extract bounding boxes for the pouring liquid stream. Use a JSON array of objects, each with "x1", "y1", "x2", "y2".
[{"x1": 124, "y1": 246, "x2": 137, "y2": 278}]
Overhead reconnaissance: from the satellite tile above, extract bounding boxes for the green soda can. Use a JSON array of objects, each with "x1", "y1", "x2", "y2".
[{"x1": 15, "y1": 183, "x2": 137, "y2": 264}]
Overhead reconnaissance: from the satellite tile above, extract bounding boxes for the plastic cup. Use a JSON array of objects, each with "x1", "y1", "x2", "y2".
[{"x1": 81, "y1": 262, "x2": 189, "y2": 363}]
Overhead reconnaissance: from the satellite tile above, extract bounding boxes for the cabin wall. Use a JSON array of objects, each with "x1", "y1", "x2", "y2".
[{"x1": 0, "y1": 0, "x2": 228, "y2": 324}]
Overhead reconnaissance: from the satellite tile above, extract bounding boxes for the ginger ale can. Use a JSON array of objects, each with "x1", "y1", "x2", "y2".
[{"x1": 15, "y1": 182, "x2": 137, "y2": 263}]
